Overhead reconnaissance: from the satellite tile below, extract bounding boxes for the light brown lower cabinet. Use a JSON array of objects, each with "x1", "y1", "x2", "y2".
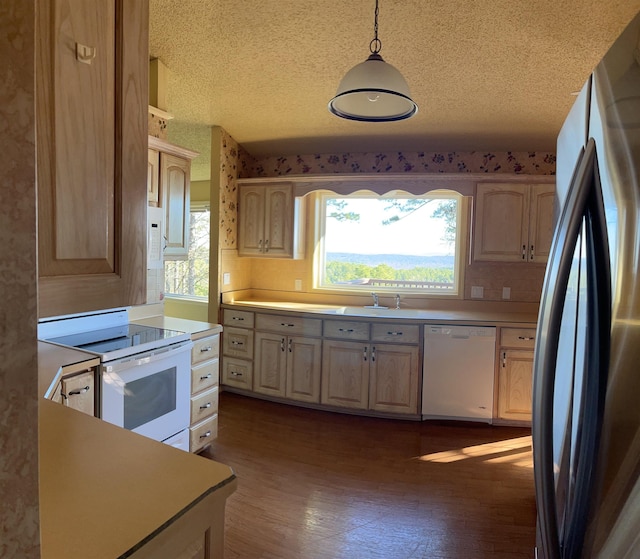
[
  {"x1": 189, "y1": 332, "x2": 220, "y2": 453},
  {"x1": 321, "y1": 340, "x2": 370, "y2": 410},
  {"x1": 127, "y1": 482, "x2": 233, "y2": 559},
  {"x1": 51, "y1": 369, "x2": 96, "y2": 416},
  {"x1": 497, "y1": 327, "x2": 536, "y2": 422},
  {"x1": 369, "y1": 343, "x2": 420, "y2": 414},
  {"x1": 498, "y1": 349, "x2": 534, "y2": 421},
  {"x1": 254, "y1": 331, "x2": 322, "y2": 402}
]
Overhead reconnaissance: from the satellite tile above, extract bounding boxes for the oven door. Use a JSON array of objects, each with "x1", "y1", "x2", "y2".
[{"x1": 101, "y1": 340, "x2": 192, "y2": 443}]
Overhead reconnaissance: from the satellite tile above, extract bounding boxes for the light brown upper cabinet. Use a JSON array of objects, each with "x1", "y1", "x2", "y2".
[
  {"x1": 36, "y1": 0, "x2": 149, "y2": 317},
  {"x1": 237, "y1": 182, "x2": 304, "y2": 258},
  {"x1": 148, "y1": 137, "x2": 198, "y2": 260},
  {"x1": 473, "y1": 183, "x2": 555, "y2": 263}
]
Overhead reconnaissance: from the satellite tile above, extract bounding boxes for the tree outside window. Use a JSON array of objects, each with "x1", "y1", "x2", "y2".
[{"x1": 164, "y1": 204, "x2": 210, "y2": 298}]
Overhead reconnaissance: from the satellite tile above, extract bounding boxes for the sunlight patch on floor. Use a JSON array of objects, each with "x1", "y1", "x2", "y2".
[{"x1": 416, "y1": 435, "x2": 532, "y2": 468}]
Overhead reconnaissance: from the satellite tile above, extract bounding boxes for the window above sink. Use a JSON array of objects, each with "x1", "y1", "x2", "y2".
[{"x1": 314, "y1": 190, "x2": 467, "y2": 297}]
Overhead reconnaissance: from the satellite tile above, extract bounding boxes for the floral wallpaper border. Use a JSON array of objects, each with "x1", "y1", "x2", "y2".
[{"x1": 244, "y1": 150, "x2": 556, "y2": 178}]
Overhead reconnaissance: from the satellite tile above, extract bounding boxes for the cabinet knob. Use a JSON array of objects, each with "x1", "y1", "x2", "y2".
[
  {"x1": 338, "y1": 328, "x2": 354, "y2": 333},
  {"x1": 387, "y1": 331, "x2": 403, "y2": 336},
  {"x1": 200, "y1": 346, "x2": 212, "y2": 353},
  {"x1": 518, "y1": 336, "x2": 535, "y2": 341},
  {"x1": 231, "y1": 340, "x2": 244, "y2": 346},
  {"x1": 230, "y1": 371, "x2": 243, "y2": 377},
  {"x1": 199, "y1": 431, "x2": 212, "y2": 439},
  {"x1": 200, "y1": 373, "x2": 213, "y2": 380},
  {"x1": 232, "y1": 316, "x2": 245, "y2": 321},
  {"x1": 199, "y1": 402, "x2": 212, "y2": 410}
]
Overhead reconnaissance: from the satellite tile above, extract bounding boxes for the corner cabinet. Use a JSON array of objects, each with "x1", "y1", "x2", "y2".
[
  {"x1": 473, "y1": 183, "x2": 555, "y2": 263},
  {"x1": 237, "y1": 182, "x2": 304, "y2": 258},
  {"x1": 36, "y1": 0, "x2": 149, "y2": 318},
  {"x1": 148, "y1": 137, "x2": 199, "y2": 260}
]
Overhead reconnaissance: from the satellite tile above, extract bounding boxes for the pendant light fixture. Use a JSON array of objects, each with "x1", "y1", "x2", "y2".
[{"x1": 328, "y1": 0, "x2": 418, "y2": 122}]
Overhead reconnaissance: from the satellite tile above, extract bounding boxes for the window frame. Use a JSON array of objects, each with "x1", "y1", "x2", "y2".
[
  {"x1": 312, "y1": 189, "x2": 468, "y2": 298},
  {"x1": 163, "y1": 201, "x2": 211, "y2": 301}
]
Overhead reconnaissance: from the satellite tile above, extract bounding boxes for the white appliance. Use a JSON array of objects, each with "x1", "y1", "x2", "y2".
[
  {"x1": 533, "y1": 11, "x2": 640, "y2": 558},
  {"x1": 39, "y1": 308, "x2": 192, "y2": 449},
  {"x1": 422, "y1": 325, "x2": 496, "y2": 422}
]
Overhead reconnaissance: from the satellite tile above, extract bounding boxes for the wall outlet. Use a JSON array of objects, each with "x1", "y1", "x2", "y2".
[
  {"x1": 502, "y1": 287, "x2": 511, "y2": 300},
  {"x1": 223, "y1": 272, "x2": 231, "y2": 285},
  {"x1": 471, "y1": 286, "x2": 484, "y2": 299},
  {"x1": 294, "y1": 279, "x2": 302, "y2": 291}
]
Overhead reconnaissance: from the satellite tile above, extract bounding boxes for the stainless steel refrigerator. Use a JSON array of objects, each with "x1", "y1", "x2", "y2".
[{"x1": 533, "y1": 10, "x2": 640, "y2": 559}]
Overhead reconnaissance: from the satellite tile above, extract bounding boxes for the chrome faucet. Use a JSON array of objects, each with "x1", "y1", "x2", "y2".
[
  {"x1": 371, "y1": 292, "x2": 379, "y2": 308},
  {"x1": 395, "y1": 294, "x2": 401, "y2": 309}
]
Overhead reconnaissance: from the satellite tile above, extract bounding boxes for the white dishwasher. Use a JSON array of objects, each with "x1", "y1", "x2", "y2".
[{"x1": 422, "y1": 325, "x2": 496, "y2": 423}]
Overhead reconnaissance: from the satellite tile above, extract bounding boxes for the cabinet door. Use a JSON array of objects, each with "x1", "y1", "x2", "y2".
[
  {"x1": 473, "y1": 183, "x2": 530, "y2": 262},
  {"x1": 263, "y1": 185, "x2": 293, "y2": 256},
  {"x1": 321, "y1": 340, "x2": 369, "y2": 409},
  {"x1": 222, "y1": 327, "x2": 253, "y2": 359},
  {"x1": 61, "y1": 370, "x2": 95, "y2": 416},
  {"x1": 498, "y1": 349, "x2": 534, "y2": 421},
  {"x1": 254, "y1": 332, "x2": 287, "y2": 397},
  {"x1": 162, "y1": 153, "x2": 191, "y2": 259},
  {"x1": 528, "y1": 184, "x2": 555, "y2": 263},
  {"x1": 36, "y1": 0, "x2": 148, "y2": 317},
  {"x1": 369, "y1": 344, "x2": 419, "y2": 414},
  {"x1": 238, "y1": 186, "x2": 265, "y2": 256},
  {"x1": 147, "y1": 148, "x2": 160, "y2": 205},
  {"x1": 286, "y1": 336, "x2": 322, "y2": 403}
]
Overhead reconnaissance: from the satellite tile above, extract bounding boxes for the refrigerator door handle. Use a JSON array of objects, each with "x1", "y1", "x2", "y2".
[{"x1": 533, "y1": 139, "x2": 596, "y2": 559}]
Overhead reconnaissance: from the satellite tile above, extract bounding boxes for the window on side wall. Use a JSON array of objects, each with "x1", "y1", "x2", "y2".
[
  {"x1": 316, "y1": 190, "x2": 464, "y2": 296},
  {"x1": 164, "y1": 202, "x2": 210, "y2": 298}
]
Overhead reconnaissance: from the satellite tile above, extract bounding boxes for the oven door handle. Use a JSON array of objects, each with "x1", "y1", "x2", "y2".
[{"x1": 104, "y1": 341, "x2": 193, "y2": 373}]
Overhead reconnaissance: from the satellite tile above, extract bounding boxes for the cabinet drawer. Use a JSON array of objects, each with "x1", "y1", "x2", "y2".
[
  {"x1": 60, "y1": 370, "x2": 95, "y2": 416},
  {"x1": 500, "y1": 328, "x2": 537, "y2": 349},
  {"x1": 371, "y1": 323, "x2": 420, "y2": 344},
  {"x1": 223, "y1": 308, "x2": 255, "y2": 328},
  {"x1": 323, "y1": 320, "x2": 369, "y2": 341},
  {"x1": 255, "y1": 313, "x2": 322, "y2": 337},
  {"x1": 222, "y1": 327, "x2": 254, "y2": 358},
  {"x1": 191, "y1": 359, "x2": 219, "y2": 394},
  {"x1": 190, "y1": 386, "x2": 219, "y2": 424},
  {"x1": 222, "y1": 357, "x2": 253, "y2": 390},
  {"x1": 192, "y1": 334, "x2": 220, "y2": 365},
  {"x1": 190, "y1": 414, "x2": 218, "y2": 453}
]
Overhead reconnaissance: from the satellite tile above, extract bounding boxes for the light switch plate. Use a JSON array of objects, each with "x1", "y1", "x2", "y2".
[
  {"x1": 223, "y1": 272, "x2": 231, "y2": 285},
  {"x1": 502, "y1": 287, "x2": 511, "y2": 300},
  {"x1": 294, "y1": 279, "x2": 302, "y2": 291},
  {"x1": 471, "y1": 286, "x2": 484, "y2": 299}
]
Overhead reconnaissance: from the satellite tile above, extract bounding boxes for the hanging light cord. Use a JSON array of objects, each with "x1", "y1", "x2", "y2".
[{"x1": 369, "y1": 0, "x2": 382, "y2": 54}]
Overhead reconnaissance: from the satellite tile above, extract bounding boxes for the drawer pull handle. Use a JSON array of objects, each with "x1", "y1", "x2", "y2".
[
  {"x1": 231, "y1": 340, "x2": 244, "y2": 346},
  {"x1": 280, "y1": 322, "x2": 295, "y2": 327},
  {"x1": 338, "y1": 328, "x2": 354, "y2": 333},
  {"x1": 199, "y1": 402, "x2": 212, "y2": 410},
  {"x1": 230, "y1": 371, "x2": 243, "y2": 377},
  {"x1": 232, "y1": 316, "x2": 245, "y2": 321},
  {"x1": 518, "y1": 336, "x2": 535, "y2": 341},
  {"x1": 200, "y1": 346, "x2": 212, "y2": 352},
  {"x1": 387, "y1": 331, "x2": 403, "y2": 336},
  {"x1": 200, "y1": 373, "x2": 213, "y2": 380},
  {"x1": 199, "y1": 431, "x2": 212, "y2": 439},
  {"x1": 66, "y1": 386, "x2": 90, "y2": 397}
]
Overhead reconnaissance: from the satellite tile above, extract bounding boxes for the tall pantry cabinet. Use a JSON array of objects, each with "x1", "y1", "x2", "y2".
[{"x1": 36, "y1": 0, "x2": 149, "y2": 318}]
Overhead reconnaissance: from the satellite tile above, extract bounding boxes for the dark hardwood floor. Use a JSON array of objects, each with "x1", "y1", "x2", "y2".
[{"x1": 202, "y1": 392, "x2": 536, "y2": 559}]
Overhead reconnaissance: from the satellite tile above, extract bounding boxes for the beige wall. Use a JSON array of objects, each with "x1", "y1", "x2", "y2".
[{"x1": 0, "y1": 1, "x2": 40, "y2": 556}]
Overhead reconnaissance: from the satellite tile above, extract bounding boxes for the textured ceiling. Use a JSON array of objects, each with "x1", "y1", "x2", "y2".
[{"x1": 149, "y1": 1, "x2": 640, "y2": 179}]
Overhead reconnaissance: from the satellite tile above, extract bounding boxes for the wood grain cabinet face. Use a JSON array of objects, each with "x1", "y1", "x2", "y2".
[
  {"x1": 321, "y1": 340, "x2": 370, "y2": 410},
  {"x1": 189, "y1": 333, "x2": 220, "y2": 453},
  {"x1": 238, "y1": 184, "x2": 296, "y2": 257},
  {"x1": 369, "y1": 343, "x2": 419, "y2": 414},
  {"x1": 60, "y1": 369, "x2": 96, "y2": 416},
  {"x1": 162, "y1": 153, "x2": 191, "y2": 259},
  {"x1": 36, "y1": 0, "x2": 148, "y2": 317},
  {"x1": 497, "y1": 328, "x2": 536, "y2": 422},
  {"x1": 473, "y1": 183, "x2": 555, "y2": 263}
]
